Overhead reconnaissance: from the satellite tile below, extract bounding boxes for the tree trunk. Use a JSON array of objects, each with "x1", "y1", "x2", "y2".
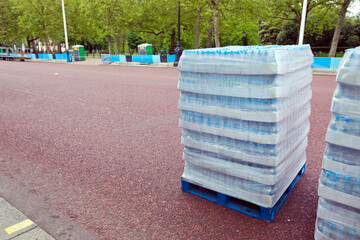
[
  {"x1": 32, "y1": 38, "x2": 37, "y2": 52},
  {"x1": 114, "y1": 33, "x2": 120, "y2": 55},
  {"x1": 214, "y1": 0, "x2": 220, "y2": 47},
  {"x1": 43, "y1": 25, "x2": 50, "y2": 53},
  {"x1": 31, "y1": 40, "x2": 35, "y2": 52},
  {"x1": 107, "y1": 34, "x2": 112, "y2": 54},
  {"x1": 27, "y1": 37, "x2": 31, "y2": 49},
  {"x1": 170, "y1": 28, "x2": 176, "y2": 54},
  {"x1": 329, "y1": 0, "x2": 351, "y2": 57},
  {"x1": 195, "y1": 4, "x2": 202, "y2": 49},
  {"x1": 57, "y1": 42, "x2": 61, "y2": 53},
  {"x1": 206, "y1": 16, "x2": 214, "y2": 48},
  {"x1": 122, "y1": 34, "x2": 126, "y2": 53}
]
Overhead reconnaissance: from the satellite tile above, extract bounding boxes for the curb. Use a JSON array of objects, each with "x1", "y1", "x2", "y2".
[
  {"x1": 0, "y1": 172, "x2": 100, "y2": 240},
  {"x1": 312, "y1": 68, "x2": 337, "y2": 76},
  {"x1": 0, "y1": 197, "x2": 55, "y2": 240}
]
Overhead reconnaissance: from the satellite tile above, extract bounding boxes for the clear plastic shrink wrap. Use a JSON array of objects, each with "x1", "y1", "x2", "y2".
[
  {"x1": 178, "y1": 45, "x2": 313, "y2": 208},
  {"x1": 315, "y1": 48, "x2": 360, "y2": 240}
]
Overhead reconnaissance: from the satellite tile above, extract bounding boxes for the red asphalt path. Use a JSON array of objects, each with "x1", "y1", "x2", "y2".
[{"x1": 0, "y1": 61, "x2": 336, "y2": 239}]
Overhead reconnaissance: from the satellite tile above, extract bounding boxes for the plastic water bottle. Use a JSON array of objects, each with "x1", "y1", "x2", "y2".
[
  {"x1": 217, "y1": 95, "x2": 223, "y2": 108},
  {"x1": 262, "y1": 144, "x2": 268, "y2": 156},
  {"x1": 353, "y1": 178, "x2": 360, "y2": 197},
  {"x1": 348, "y1": 229, "x2": 359, "y2": 240},
  {"x1": 179, "y1": 92, "x2": 185, "y2": 103},
  {"x1": 232, "y1": 118, "x2": 239, "y2": 130},
  {"x1": 214, "y1": 115, "x2": 220, "y2": 128},
  {"x1": 198, "y1": 113, "x2": 204, "y2": 124},
  {"x1": 321, "y1": 219, "x2": 330, "y2": 237},
  {"x1": 343, "y1": 115, "x2": 351, "y2": 133},
  {"x1": 249, "y1": 98, "x2": 254, "y2": 112},
  {"x1": 206, "y1": 114, "x2": 211, "y2": 126},
  {"x1": 269, "y1": 145, "x2": 276, "y2": 157},
  {"x1": 270, "y1": 99, "x2": 276, "y2": 111},
  {"x1": 225, "y1": 96, "x2": 231, "y2": 109},
  {"x1": 262, "y1": 99, "x2": 268, "y2": 112},
  {"x1": 345, "y1": 117, "x2": 360, "y2": 136},
  {"x1": 323, "y1": 144, "x2": 335, "y2": 161},
  {"x1": 257, "y1": 99, "x2": 262, "y2": 112},
  {"x1": 251, "y1": 121, "x2": 257, "y2": 134},
  {"x1": 193, "y1": 93, "x2": 198, "y2": 105},
  {"x1": 212, "y1": 95, "x2": 217, "y2": 107},
  {"x1": 338, "y1": 225, "x2": 345, "y2": 236},
  {"x1": 234, "y1": 97, "x2": 240, "y2": 110},
  {"x1": 317, "y1": 219, "x2": 325, "y2": 233},
  {"x1": 182, "y1": 111, "x2": 187, "y2": 121},
  {"x1": 321, "y1": 170, "x2": 334, "y2": 188},
  {"x1": 328, "y1": 222, "x2": 336, "y2": 239},
  {"x1": 185, "y1": 111, "x2": 190, "y2": 122},
  {"x1": 334, "y1": 173, "x2": 341, "y2": 190},
  {"x1": 342, "y1": 145, "x2": 360, "y2": 166},
  {"x1": 343, "y1": 175, "x2": 352, "y2": 194},
  {"x1": 200, "y1": 93, "x2": 206, "y2": 105}
]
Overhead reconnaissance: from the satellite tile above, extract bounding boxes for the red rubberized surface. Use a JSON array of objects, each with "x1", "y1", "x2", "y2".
[{"x1": 0, "y1": 61, "x2": 336, "y2": 239}]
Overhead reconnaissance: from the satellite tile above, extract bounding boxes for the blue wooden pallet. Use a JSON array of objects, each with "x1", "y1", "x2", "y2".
[{"x1": 181, "y1": 164, "x2": 305, "y2": 222}]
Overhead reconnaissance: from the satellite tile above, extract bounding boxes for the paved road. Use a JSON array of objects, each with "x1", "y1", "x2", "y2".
[{"x1": 0, "y1": 61, "x2": 336, "y2": 239}]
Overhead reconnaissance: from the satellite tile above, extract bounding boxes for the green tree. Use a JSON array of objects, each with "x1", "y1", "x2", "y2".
[
  {"x1": 267, "y1": 0, "x2": 337, "y2": 44},
  {"x1": 303, "y1": 7, "x2": 338, "y2": 46},
  {"x1": 0, "y1": 0, "x2": 20, "y2": 46},
  {"x1": 329, "y1": 0, "x2": 354, "y2": 56},
  {"x1": 276, "y1": 21, "x2": 299, "y2": 45},
  {"x1": 13, "y1": 0, "x2": 64, "y2": 52},
  {"x1": 258, "y1": 19, "x2": 282, "y2": 45},
  {"x1": 339, "y1": 17, "x2": 360, "y2": 46},
  {"x1": 127, "y1": 31, "x2": 144, "y2": 52},
  {"x1": 346, "y1": 35, "x2": 360, "y2": 46}
]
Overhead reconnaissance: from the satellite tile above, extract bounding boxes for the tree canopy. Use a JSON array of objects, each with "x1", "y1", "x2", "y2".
[{"x1": 1, "y1": 0, "x2": 358, "y2": 55}]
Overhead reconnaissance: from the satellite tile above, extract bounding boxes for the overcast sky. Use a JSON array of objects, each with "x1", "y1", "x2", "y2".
[{"x1": 349, "y1": 0, "x2": 360, "y2": 16}]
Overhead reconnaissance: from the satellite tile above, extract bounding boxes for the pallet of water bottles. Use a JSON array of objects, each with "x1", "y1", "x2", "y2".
[
  {"x1": 314, "y1": 48, "x2": 360, "y2": 240},
  {"x1": 181, "y1": 163, "x2": 305, "y2": 222},
  {"x1": 315, "y1": 197, "x2": 360, "y2": 240},
  {"x1": 177, "y1": 45, "x2": 314, "y2": 222}
]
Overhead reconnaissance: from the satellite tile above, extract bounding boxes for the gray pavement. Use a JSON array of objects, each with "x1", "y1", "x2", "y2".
[{"x1": 0, "y1": 197, "x2": 54, "y2": 240}]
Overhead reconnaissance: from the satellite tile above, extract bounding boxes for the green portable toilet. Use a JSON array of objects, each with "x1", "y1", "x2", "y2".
[
  {"x1": 138, "y1": 44, "x2": 152, "y2": 55},
  {"x1": 72, "y1": 45, "x2": 85, "y2": 61}
]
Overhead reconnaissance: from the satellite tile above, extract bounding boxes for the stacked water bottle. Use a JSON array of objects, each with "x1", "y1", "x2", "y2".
[
  {"x1": 177, "y1": 45, "x2": 314, "y2": 208},
  {"x1": 315, "y1": 48, "x2": 360, "y2": 239}
]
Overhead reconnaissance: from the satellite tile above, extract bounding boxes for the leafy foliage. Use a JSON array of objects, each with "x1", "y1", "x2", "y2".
[
  {"x1": 276, "y1": 21, "x2": 299, "y2": 45},
  {"x1": 0, "y1": 0, "x2": 358, "y2": 53},
  {"x1": 127, "y1": 31, "x2": 144, "y2": 51}
]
